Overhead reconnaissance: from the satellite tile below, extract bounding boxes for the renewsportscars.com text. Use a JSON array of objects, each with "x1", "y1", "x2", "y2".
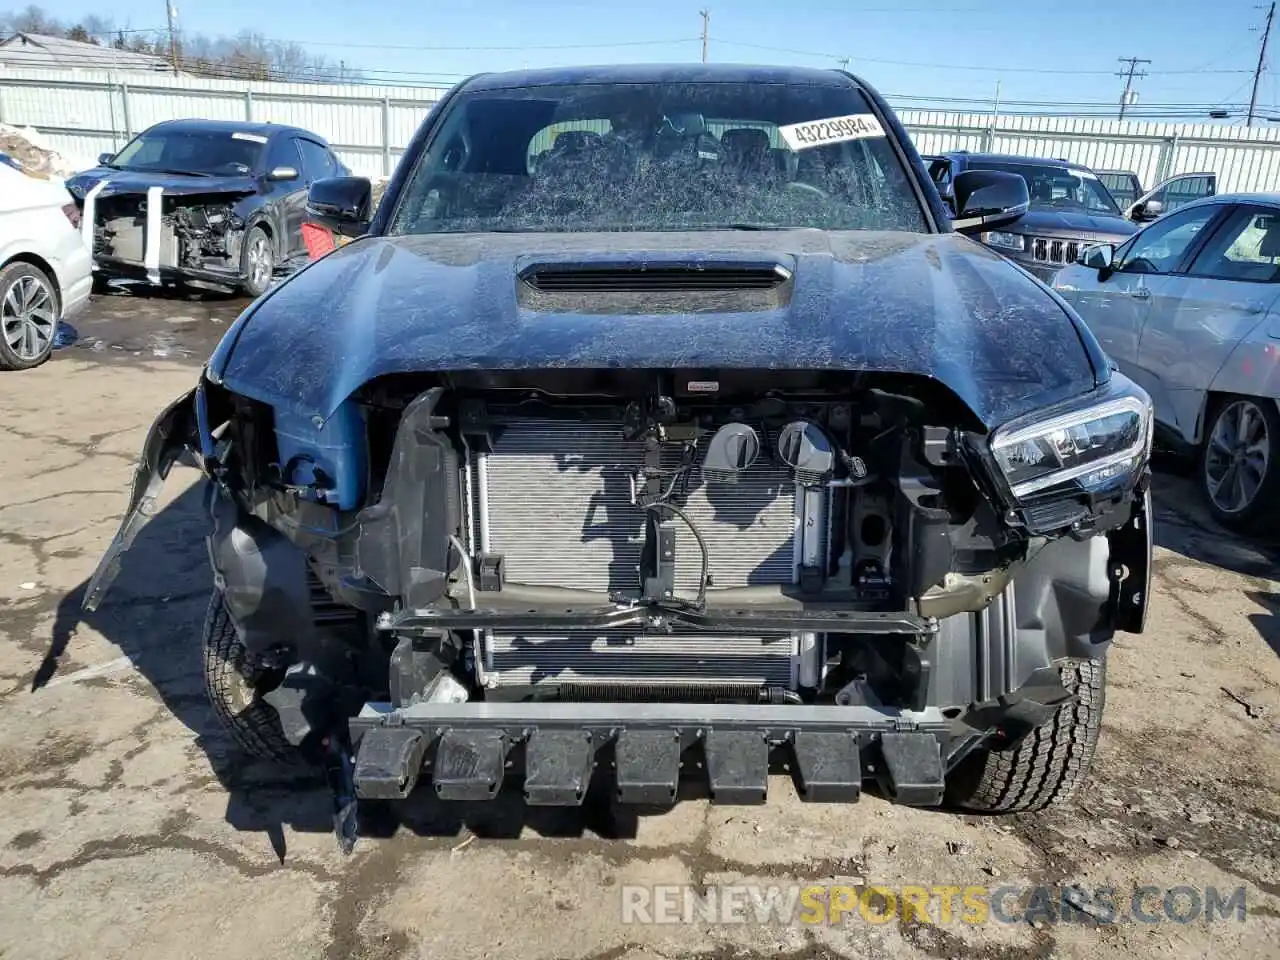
[{"x1": 620, "y1": 884, "x2": 1250, "y2": 926}]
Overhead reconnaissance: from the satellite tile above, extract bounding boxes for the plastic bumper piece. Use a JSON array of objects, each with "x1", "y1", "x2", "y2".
[{"x1": 350, "y1": 702, "x2": 951, "y2": 808}]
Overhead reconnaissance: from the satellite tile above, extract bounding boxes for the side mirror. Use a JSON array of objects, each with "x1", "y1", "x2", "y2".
[
  {"x1": 97, "y1": 152, "x2": 114, "y2": 166},
  {"x1": 950, "y1": 170, "x2": 1030, "y2": 234},
  {"x1": 266, "y1": 165, "x2": 299, "y2": 182},
  {"x1": 1078, "y1": 242, "x2": 1115, "y2": 270},
  {"x1": 306, "y1": 176, "x2": 372, "y2": 238},
  {"x1": 1129, "y1": 198, "x2": 1163, "y2": 222}
]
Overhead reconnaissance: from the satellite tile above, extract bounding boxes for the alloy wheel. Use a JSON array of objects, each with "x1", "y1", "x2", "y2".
[
  {"x1": 247, "y1": 233, "x2": 272, "y2": 288},
  {"x1": 1204, "y1": 399, "x2": 1271, "y2": 515},
  {"x1": 1, "y1": 273, "x2": 56, "y2": 362}
]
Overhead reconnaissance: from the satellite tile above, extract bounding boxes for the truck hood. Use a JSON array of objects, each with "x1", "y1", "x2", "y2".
[
  {"x1": 1008, "y1": 207, "x2": 1138, "y2": 239},
  {"x1": 210, "y1": 229, "x2": 1104, "y2": 430},
  {"x1": 65, "y1": 167, "x2": 258, "y2": 199}
]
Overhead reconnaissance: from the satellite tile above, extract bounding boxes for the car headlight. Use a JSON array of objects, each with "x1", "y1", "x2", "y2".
[
  {"x1": 981, "y1": 231, "x2": 1025, "y2": 252},
  {"x1": 990, "y1": 388, "x2": 1152, "y2": 500}
]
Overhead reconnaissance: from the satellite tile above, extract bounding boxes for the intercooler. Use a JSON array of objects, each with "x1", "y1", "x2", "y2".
[{"x1": 466, "y1": 419, "x2": 827, "y2": 692}]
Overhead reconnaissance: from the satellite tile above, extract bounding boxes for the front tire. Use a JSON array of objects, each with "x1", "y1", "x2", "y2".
[
  {"x1": 202, "y1": 591, "x2": 297, "y2": 763},
  {"x1": 238, "y1": 225, "x2": 274, "y2": 298},
  {"x1": 1200, "y1": 396, "x2": 1280, "y2": 530},
  {"x1": 0, "y1": 261, "x2": 59, "y2": 371},
  {"x1": 946, "y1": 658, "x2": 1105, "y2": 813}
]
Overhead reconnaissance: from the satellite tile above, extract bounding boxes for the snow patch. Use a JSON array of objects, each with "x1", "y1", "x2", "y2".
[{"x1": 0, "y1": 123, "x2": 94, "y2": 183}]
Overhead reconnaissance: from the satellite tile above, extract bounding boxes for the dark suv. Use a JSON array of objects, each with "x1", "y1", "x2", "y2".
[{"x1": 928, "y1": 151, "x2": 1139, "y2": 282}]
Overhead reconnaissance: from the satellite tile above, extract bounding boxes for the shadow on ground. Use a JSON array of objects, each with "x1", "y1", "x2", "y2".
[
  {"x1": 1149, "y1": 463, "x2": 1280, "y2": 581},
  {"x1": 30, "y1": 476, "x2": 652, "y2": 858},
  {"x1": 1246, "y1": 590, "x2": 1280, "y2": 658}
]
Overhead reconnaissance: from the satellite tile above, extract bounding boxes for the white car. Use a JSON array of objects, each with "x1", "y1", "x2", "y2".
[
  {"x1": 0, "y1": 162, "x2": 92, "y2": 370},
  {"x1": 1053, "y1": 193, "x2": 1280, "y2": 528}
]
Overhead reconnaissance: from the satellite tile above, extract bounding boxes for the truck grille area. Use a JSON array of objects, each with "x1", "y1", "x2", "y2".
[
  {"x1": 1029, "y1": 237, "x2": 1081, "y2": 265},
  {"x1": 473, "y1": 417, "x2": 816, "y2": 693},
  {"x1": 478, "y1": 419, "x2": 800, "y2": 597}
]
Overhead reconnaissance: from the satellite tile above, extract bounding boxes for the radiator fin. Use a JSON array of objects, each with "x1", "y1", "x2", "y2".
[{"x1": 481, "y1": 419, "x2": 798, "y2": 597}]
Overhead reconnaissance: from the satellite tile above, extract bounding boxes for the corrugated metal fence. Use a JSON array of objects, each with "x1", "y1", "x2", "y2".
[{"x1": 4, "y1": 68, "x2": 1280, "y2": 191}]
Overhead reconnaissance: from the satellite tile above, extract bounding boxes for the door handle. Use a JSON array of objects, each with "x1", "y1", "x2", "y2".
[{"x1": 1130, "y1": 287, "x2": 1151, "y2": 299}]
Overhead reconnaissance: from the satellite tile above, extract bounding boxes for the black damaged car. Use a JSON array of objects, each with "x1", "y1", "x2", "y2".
[
  {"x1": 85, "y1": 64, "x2": 1154, "y2": 851},
  {"x1": 66, "y1": 119, "x2": 349, "y2": 297}
]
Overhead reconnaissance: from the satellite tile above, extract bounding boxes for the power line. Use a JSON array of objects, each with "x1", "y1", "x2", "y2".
[
  {"x1": 192, "y1": 35, "x2": 701, "y2": 52},
  {"x1": 1116, "y1": 56, "x2": 1150, "y2": 119},
  {"x1": 1248, "y1": 1, "x2": 1276, "y2": 127},
  {"x1": 711, "y1": 38, "x2": 1253, "y2": 76}
]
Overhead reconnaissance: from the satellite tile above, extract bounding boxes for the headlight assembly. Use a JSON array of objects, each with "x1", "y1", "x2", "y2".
[
  {"x1": 981, "y1": 231, "x2": 1025, "y2": 252},
  {"x1": 990, "y1": 388, "x2": 1152, "y2": 500}
]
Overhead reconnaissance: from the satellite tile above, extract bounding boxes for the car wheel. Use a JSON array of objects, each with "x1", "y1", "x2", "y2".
[
  {"x1": 945, "y1": 658, "x2": 1105, "y2": 813},
  {"x1": 0, "y1": 261, "x2": 59, "y2": 371},
  {"x1": 239, "y1": 225, "x2": 274, "y2": 298},
  {"x1": 1200, "y1": 395, "x2": 1280, "y2": 530},
  {"x1": 202, "y1": 590, "x2": 299, "y2": 763}
]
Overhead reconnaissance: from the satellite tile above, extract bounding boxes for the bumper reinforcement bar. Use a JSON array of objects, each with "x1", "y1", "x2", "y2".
[
  {"x1": 379, "y1": 607, "x2": 937, "y2": 635},
  {"x1": 348, "y1": 702, "x2": 950, "y2": 807}
]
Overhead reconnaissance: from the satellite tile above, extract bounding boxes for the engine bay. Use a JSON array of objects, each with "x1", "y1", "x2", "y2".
[{"x1": 89, "y1": 192, "x2": 249, "y2": 277}]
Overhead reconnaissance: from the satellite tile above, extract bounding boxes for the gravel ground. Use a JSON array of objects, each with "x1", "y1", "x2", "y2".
[{"x1": 1, "y1": 290, "x2": 1279, "y2": 960}]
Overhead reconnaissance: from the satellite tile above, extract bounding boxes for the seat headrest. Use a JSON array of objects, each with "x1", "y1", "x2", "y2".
[
  {"x1": 720, "y1": 127, "x2": 771, "y2": 158},
  {"x1": 549, "y1": 130, "x2": 602, "y2": 157},
  {"x1": 1258, "y1": 218, "x2": 1280, "y2": 258}
]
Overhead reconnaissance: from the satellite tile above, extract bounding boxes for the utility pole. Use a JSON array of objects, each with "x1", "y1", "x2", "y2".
[
  {"x1": 1248, "y1": 1, "x2": 1276, "y2": 128},
  {"x1": 1116, "y1": 56, "x2": 1150, "y2": 120},
  {"x1": 838, "y1": 57, "x2": 850, "y2": 71},
  {"x1": 700, "y1": 9, "x2": 709, "y2": 63},
  {"x1": 165, "y1": 2, "x2": 179, "y2": 74}
]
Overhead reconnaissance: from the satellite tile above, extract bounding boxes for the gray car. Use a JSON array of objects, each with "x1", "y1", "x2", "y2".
[{"x1": 1053, "y1": 193, "x2": 1280, "y2": 527}]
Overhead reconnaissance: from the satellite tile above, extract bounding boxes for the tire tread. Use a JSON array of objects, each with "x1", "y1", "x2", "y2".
[
  {"x1": 202, "y1": 591, "x2": 296, "y2": 762},
  {"x1": 949, "y1": 658, "x2": 1105, "y2": 814}
]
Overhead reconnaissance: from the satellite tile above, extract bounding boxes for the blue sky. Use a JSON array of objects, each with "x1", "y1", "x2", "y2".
[{"x1": 95, "y1": 0, "x2": 1280, "y2": 118}]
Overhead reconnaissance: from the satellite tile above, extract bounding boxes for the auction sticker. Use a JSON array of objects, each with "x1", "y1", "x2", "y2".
[
  {"x1": 232, "y1": 132, "x2": 269, "y2": 143},
  {"x1": 778, "y1": 114, "x2": 885, "y2": 151}
]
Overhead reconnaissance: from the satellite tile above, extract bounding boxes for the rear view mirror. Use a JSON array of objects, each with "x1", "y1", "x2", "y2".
[
  {"x1": 306, "y1": 176, "x2": 373, "y2": 238},
  {"x1": 950, "y1": 170, "x2": 1030, "y2": 234}
]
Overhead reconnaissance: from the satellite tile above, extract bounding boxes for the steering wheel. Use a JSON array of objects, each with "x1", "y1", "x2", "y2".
[{"x1": 785, "y1": 180, "x2": 829, "y2": 200}]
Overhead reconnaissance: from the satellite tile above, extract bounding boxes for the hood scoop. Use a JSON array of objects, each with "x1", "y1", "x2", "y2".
[{"x1": 520, "y1": 261, "x2": 792, "y2": 293}]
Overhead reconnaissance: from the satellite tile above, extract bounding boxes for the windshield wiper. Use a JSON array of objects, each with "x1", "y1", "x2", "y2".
[{"x1": 144, "y1": 167, "x2": 215, "y2": 178}]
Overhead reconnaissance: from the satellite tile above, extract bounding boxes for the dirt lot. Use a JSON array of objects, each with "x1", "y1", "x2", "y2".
[{"x1": 2, "y1": 291, "x2": 1280, "y2": 960}]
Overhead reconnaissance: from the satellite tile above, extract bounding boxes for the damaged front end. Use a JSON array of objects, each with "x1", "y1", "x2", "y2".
[
  {"x1": 87, "y1": 363, "x2": 1153, "y2": 848},
  {"x1": 77, "y1": 184, "x2": 256, "y2": 288}
]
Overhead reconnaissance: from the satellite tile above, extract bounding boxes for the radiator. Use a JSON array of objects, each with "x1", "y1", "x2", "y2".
[
  {"x1": 472, "y1": 417, "x2": 819, "y2": 692},
  {"x1": 476, "y1": 419, "x2": 800, "y2": 597}
]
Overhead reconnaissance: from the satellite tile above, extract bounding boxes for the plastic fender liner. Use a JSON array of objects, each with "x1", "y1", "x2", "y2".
[
  {"x1": 355, "y1": 387, "x2": 459, "y2": 607},
  {"x1": 83, "y1": 388, "x2": 198, "y2": 612},
  {"x1": 925, "y1": 531, "x2": 1114, "y2": 709},
  {"x1": 207, "y1": 488, "x2": 318, "y2": 660},
  {"x1": 1105, "y1": 484, "x2": 1153, "y2": 634}
]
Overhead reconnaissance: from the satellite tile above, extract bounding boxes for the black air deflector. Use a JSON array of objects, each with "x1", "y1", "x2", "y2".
[{"x1": 519, "y1": 262, "x2": 792, "y2": 293}]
